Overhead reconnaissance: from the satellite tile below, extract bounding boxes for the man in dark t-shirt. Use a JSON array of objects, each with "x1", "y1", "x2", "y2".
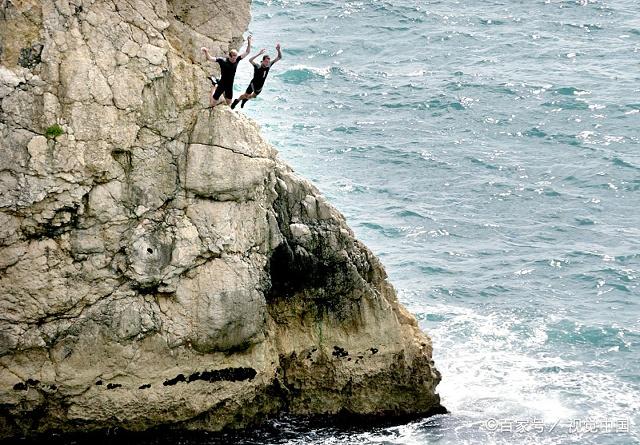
[
  {"x1": 231, "y1": 43, "x2": 282, "y2": 110},
  {"x1": 201, "y1": 36, "x2": 252, "y2": 107}
]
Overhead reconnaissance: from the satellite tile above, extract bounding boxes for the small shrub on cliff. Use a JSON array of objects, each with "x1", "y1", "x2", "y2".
[{"x1": 45, "y1": 124, "x2": 64, "y2": 139}]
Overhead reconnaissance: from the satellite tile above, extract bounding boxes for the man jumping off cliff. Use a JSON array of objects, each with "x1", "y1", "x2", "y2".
[
  {"x1": 231, "y1": 43, "x2": 282, "y2": 110},
  {"x1": 201, "y1": 36, "x2": 252, "y2": 108}
]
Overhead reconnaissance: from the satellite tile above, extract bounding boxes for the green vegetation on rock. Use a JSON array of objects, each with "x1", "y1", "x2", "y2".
[{"x1": 45, "y1": 124, "x2": 64, "y2": 139}]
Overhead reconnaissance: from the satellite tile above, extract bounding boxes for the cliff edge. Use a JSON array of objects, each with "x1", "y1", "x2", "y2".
[{"x1": 0, "y1": 0, "x2": 442, "y2": 438}]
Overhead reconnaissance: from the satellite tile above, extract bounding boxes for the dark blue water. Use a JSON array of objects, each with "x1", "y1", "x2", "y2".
[{"x1": 232, "y1": 0, "x2": 640, "y2": 443}]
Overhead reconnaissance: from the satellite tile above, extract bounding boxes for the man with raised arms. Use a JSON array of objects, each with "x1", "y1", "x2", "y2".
[
  {"x1": 231, "y1": 43, "x2": 282, "y2": 110},
  {"x1": 201, "y1": 36, "x2": 252, "y2": 108}
]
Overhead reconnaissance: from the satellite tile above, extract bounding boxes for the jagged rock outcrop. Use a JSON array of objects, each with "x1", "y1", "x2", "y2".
[{"x1": 0, "y1": 0, "x2": 442, "y2": 439}]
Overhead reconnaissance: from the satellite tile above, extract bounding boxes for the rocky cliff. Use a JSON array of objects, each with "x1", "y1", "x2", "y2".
[{"x1": 0, "y1": 0, "x2": 442, "y2": 439}]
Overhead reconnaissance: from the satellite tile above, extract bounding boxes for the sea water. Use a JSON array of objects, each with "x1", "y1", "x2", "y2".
[{"x1": 228, "y1": 0, "x2": 640, "y2": 444}]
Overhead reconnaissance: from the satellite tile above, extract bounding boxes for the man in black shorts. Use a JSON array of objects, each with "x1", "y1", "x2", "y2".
[
  {"x1": 201, "y1": 36, "x2": 252, "y2": 107},
  {"x1": 231, "y1": 43, "x2": 282, "y2": 110}
]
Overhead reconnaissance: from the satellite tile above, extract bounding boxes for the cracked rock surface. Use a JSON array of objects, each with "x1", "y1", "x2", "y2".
[{"x1": 0, "y1": 0, "x2": 442, "y2": 439}]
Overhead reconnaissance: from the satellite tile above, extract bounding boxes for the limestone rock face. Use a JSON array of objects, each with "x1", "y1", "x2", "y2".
[{"x1": 0, "y1": 0, "x2": 442, "y2": 439}]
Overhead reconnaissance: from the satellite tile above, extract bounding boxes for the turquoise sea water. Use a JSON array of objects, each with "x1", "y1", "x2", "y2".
[{"x1": 232, "y1": 0, "x2": 640, "y2": 444}]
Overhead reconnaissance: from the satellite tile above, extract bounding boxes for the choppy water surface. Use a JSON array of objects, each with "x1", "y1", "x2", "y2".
[{"x1": 232, "y1": 0, "x2": 640, "y2": 443}]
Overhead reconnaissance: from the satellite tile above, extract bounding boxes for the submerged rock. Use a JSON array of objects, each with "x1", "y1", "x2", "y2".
[{"x1": 0, "y1": 0, "x2": 442, "y2": 439}]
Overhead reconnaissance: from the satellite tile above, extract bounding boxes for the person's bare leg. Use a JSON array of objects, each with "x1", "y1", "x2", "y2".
[
  {"x1": 231, "y1": 94, "x2": 247, "y2": 109},
  {"x1": 209, "y1": 87, "x2": 216, "y2": 107},
  {"x1": 241, "y1": 92, "x2": 257, "y2": 108},
  {"x1": 232, "y1": 92, "x2": 258, "y2": 109}
]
